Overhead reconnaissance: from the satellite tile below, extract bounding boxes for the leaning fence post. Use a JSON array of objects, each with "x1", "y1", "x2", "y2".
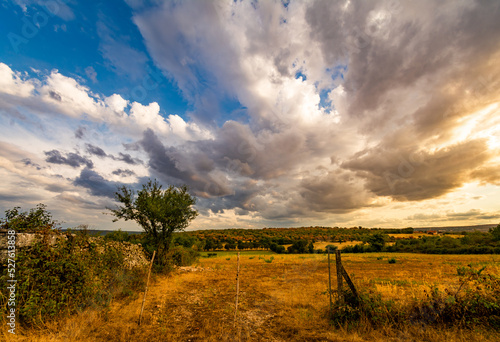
[
  {"x1": 139, "y1": 250, "x2": 156, "y2": 325},
  {"x1": 341, "y1": 265, "x2": 359, "y2": 300},
  {"x1": 335, "y1": 250, "x2": 343, "y2": 304}
]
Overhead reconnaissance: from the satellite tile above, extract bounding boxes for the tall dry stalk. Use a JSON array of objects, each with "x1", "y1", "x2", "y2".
[{"x1": 139, "y1": 250, "x2": 156, "y2": 325}]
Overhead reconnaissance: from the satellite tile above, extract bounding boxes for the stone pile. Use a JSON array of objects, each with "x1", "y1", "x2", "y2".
[{"x1": 0, "y1": 230, "x2": 148, "y2": 269}]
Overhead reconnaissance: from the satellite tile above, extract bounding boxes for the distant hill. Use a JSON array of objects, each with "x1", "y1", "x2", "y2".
[
  {"x1": 413, "y1": 224, "x2": 497, "y2": 233},
  {"x1": 61, "y1": 224, "x2": 498, "y2": 236}
]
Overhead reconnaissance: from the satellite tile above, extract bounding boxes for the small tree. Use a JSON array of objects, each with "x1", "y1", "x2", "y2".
[
  {"x1": 0, "y1": 204, "x2": 59, "y2": 232},
  {"x1": 108, "y1": 179, "x2": 198, "y2": 264},
  {"x1": 366, "y1": 233, "x2": 386, "y2": 252}
]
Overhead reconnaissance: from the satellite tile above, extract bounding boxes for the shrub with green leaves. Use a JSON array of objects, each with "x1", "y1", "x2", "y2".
[
  {"x1": 163, "y1": 246, "x2": 200, "y2": 267},
  {"x1": 104, "y1": 228, "x2": 131, "y2": 242},
  {"x1": 0, "y1": 230, "x2": 147, "y2": 326},
  {"x1": 0, "y1": 204, "x2": 59, "y2": 232}
]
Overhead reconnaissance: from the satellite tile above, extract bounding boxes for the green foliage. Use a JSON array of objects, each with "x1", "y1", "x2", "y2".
[
  {"x1": 270, "y1": 243, "x2": 286, "y2": 254},
  {"x1": 388, "y1": 258, "x2": 397, "y2": 264},
  {"x1": 109, "y1": 179, "x2": 198, "y2": 265},
  {"x1": 287, "y1": 240, "x2": 309, "y2": 253},
  {"x1": 104, "y1": 228, "x2": 130, "y2": 242},
  {"x1": 164, "y1": 246, "x2": 200, "y2": 267},
  {"x1": 325, "y1": 245, "x2": 338, "y2": 253},
  {"x1": 366, "y1": 233, "x2": 386, "y2": 252},
  {"x1": 263, "y1": 256, "x2": 275, "y2": 263},
  {"x1": 0, "y1": 204, "x2": 59, "y2": 232},
  {"x1": 490, "y1": 224, "x2": 500, "y2": 241},
  {"x1": 224, "y1": 241, "x2": 237, "y2": 250},
  {"x1": 0, "y1": 230, "x2": 146, "y2": 326}
]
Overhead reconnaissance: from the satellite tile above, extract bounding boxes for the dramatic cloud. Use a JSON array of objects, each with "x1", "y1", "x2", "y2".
[
  {"x1": 86, "y1": 144, "x2": 107, "y2": 158},
  {"x1": 1, "y1": 0, "x2": 499, "y2": 229},
  {"x1": 343, "y1": 139, "x2": 494, "y2": 201},
  {"x1": 73, "y1": 168, "x2": 121, "y2": 199},
  {"x1": 112, "y1": 169, "x2": 136, "y2": 177},
  {"x1": 115, "y1": 152, "x2": 142, "y2": 165},
  {"x1": 45, "y1": 150, "x2": 94, "y2": 169}
]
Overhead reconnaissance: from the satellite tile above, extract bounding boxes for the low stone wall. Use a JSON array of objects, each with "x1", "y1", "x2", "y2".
[{"x1": 0, "y1": 230, "x2": 148, "y2": 269}]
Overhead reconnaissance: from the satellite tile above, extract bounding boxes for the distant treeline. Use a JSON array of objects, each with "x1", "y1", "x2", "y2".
[
  {"x1": 183, "y1": 226, "x2": 413, "y2": 247},
  {"x1": 103, "y1": 224, "x2": 500, "y2": 255}
]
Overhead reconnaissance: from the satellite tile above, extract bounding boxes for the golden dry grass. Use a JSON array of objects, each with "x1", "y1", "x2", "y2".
[{"x1": 4, "y1": 252, "x2": 500, "y2": 341}]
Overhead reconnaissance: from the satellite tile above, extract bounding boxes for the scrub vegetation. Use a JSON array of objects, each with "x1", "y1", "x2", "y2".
[
  {"x1": 1, "y1": 205, "x2": 499, "y2": 341},
  {"x1": 3, "y1": 252, "x2": 500, "y2": 341}
]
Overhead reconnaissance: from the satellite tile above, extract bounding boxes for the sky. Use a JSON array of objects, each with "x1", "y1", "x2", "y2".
[{"x1": 0, "y1": 0, "x2": 499, "y2": 231}]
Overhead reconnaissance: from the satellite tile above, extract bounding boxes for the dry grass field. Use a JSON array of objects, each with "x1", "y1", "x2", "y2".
[{"x1": 4, "y1": 252, "x2": 500, "y2": 342}]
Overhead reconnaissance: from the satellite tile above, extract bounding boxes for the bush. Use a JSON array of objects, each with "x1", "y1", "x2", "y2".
[
  {"x1": 104, "y1": 229, "x2": 130, "y2": 242},
  {"x1": 165, "y1": 246, "x2": 200, "y2": 267},
  {"x1": 270, "y1": 243, "x2": 286, "y2": 254},
  {"x1": 325, "y1": 245, "x2": 338, "y2": 253},
  {"x1": 388, "y1": 258, "x2": 397, "y2": 264},
  {"x1": 0, "y1": 230, "x2": 147, "y2": 326},
  {"x1": 0, "y1": 204, "x2": 59, "y2": 232},
  {"x1": 287, "y1": 240, "x2": 310, "y2": 253}
]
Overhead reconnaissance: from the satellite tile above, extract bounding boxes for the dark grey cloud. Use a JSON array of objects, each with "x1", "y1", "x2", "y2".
[
  {"x1": 305, "y1": 0, "x2": 500, "y2": 116},
  {"x1": 115, "y1": 152, "x2": 141, "y2": 165},
  {"x1": 21, "y1": 158, "x2": 42, "y2": 170},
  {"x1": 45, "y1": 150, "x2": 94, "y2": 169},
  {"x1": 297, "y1": 170, "x2": 374, "y2": 213},
  {"x1": 112, "y1": 169, "x2": 136, "y2": 177},
  {"x1": 84, "y1": 144, "x2": 142, "y2": 165},
  {"x1": 48, "y1": 90, "x2": 62, "y2": 102},
  {"x1": 123, "y1": 142, "x2": 141, "y2": 151},
  {"x1": 85, "y1": 144, "x2": 107, "y2": 157},
  {"x1": 73, "y1": 168, "x2": 121, "y2": 198},
  {"x1": 75, "y1": 126, "x2": 86, "y2": 139},
  {"x1": 140, "y1": 128, "x2": 232, "y2": 197}
]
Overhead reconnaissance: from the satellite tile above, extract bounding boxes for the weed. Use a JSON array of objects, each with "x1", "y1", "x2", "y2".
[{"x1": 264, "y1": 256, "x2": 275, "y2": 263}]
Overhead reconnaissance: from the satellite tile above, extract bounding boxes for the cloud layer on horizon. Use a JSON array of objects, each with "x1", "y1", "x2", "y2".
[{"x1": 1, "y1": 0, "x2": 499, "y2": 230}]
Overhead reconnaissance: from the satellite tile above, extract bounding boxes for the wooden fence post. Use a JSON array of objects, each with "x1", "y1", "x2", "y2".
[
  {"x1": 234, "y1": 252, "x2": 240, "y2": 326},
  {"x1": 335, "y1": 250, "x2": 343, "y2": 304},
  {"x1": 139, "y1": 250, "x2": 156, "y2": 325},
  {"x1": 341, "y1": 265, "x2": 359, "y2": 300},
  {"x1": 328, "y1": 249, "x2": 333, "y2": 312}
]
